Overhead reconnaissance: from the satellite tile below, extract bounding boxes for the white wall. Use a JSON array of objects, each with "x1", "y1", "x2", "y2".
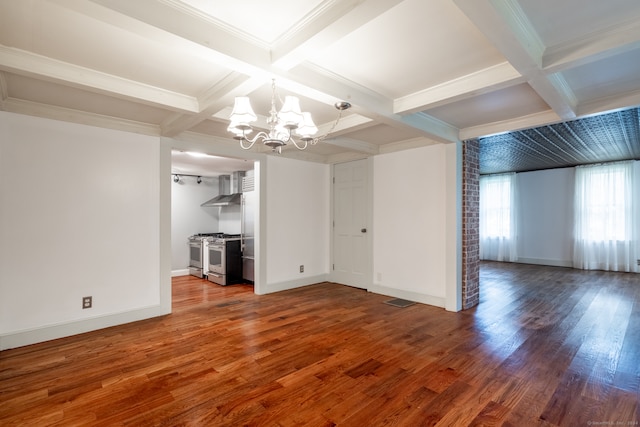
[
  {"x1": 516, "y1": 168, "x2": 574, "y2": 267},
  {"x1": 371, "y1": 145, "x2": 450, "y2": 307},
  {"x1": 264, "y1": 155, "x2": 330, "y2": 291},
  {"x1": 0, "y1": 111, "x2": 165, "y2": 350},
  {"x1": 170, "y1": 175, "x2": 219, "y2": 273}
]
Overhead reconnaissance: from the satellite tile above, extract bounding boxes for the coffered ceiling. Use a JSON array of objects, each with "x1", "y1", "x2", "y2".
[{"x1": 1, "y1": 0, "x2": 640, "y2": 167}]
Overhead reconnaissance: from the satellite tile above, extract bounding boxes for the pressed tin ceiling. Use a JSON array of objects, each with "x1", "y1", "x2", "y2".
[
  {"x1": 1, "y1": 0, "x2": 640, "y2": 167},
  {"x1": 479, "y1": 107, "x2": 640, "y2": 175}
]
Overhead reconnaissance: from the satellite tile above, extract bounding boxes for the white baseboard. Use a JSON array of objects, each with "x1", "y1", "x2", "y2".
[
  {"x1": 171, "y1": 269, "x2": 190, "y2": 277},
  {"x1": 516, "y1": 257, "x2": 573, "y2": 268},
  {"x1": 368, "y1": 284, "x2": 446, "y2": 308},
  {"x1": 259, "y1": 274, "x2": 329, "y2": 295},
  {"x1": 0, "y1": 305, "x2": 169, "y2": 351}
]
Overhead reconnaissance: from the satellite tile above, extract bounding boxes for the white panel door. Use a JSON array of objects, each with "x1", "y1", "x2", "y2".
[{"x1": 332, "y1": 159, "x2": 370, "y2": 289}]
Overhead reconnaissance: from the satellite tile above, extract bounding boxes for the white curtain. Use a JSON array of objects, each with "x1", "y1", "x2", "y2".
[
  {"x1": 480, "y1": 173, "x2": 518, "y2": 262},
  {"x1": 573, "y1": 161, "x2": 638, "y2": 272}
]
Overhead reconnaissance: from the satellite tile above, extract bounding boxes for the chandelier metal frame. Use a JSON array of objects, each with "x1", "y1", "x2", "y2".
[{"x1": 227, "y1": 79, "x2": 351, "y2": 153}]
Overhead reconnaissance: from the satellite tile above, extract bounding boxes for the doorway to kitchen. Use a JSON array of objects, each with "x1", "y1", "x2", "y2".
[{"x1": 169, "y1": 148, "x2": 259, "y2": 295}]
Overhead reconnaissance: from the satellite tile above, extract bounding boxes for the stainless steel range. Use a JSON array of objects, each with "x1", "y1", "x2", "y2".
[
  {"x1": 188, "y1": 233, "x2": 217, "y2": 278},
  {"x1": 206, "y1": 233, "x2": 242, "y2": 286}
]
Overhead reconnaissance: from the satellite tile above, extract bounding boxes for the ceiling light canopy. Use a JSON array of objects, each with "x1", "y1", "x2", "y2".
[{"x1": 227, "y1": 79, "x2": 351, "y2": 153}]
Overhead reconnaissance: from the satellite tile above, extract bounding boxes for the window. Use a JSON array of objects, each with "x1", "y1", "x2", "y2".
[
  {"x1": 575, "y1": 166, "x2": 627, "y2": 241},
  {"x1": 480, "y1": 173, "x2": 517, "y2": 262},
  {"x1": 480, "y1": 175, "x2": 512, "y2": 238},
  {"x1": 573, "y1": 161, "x2": 637, "y2": 272}
]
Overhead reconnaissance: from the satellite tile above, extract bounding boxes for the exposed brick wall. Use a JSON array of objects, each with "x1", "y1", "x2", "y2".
[{"x1": 462, "y1": 139, "x2": 480, "y2": 309}]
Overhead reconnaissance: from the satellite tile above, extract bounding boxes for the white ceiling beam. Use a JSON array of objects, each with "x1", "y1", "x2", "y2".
[
  {"x1": 0, "y1": 46, "x2": 199, "y2": 113},
  {"x1": 378, "y1": 137, "x2": 440, "y2": 154},
  {"x1": 397, "y1": 112, "x2": 460, "y2": 144},
  {"x1": 454, "y1": 0, "x2": 577, "y2": 120},
  {"x1": 325, "y1": 151, "x2": 371, "y2": 164},
  {"x1": 459, "y1": 109, "x2": 561, "y2": 140},
  {"x1": 394, "y1": 62, "x2": 524, "y2": 114},
  {"x1": 542, "y1": 18, "x2": 640, "y2": 73},
  {"x1": 577, "y1": 88, "x2": 640, "y2": 118},
  {"x1": 322, "y1": 137, "x2": 380, "y2": 155},
  {"x1": 271, "y1": 0, "x2": 403, "y2": 70},
  {"x1": 0, "y1": 71, "x2": 7, "y2": 109}
]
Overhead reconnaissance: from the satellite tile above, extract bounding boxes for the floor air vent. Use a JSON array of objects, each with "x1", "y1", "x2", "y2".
[{"x1": 384, "y1": 298, "x2": 416, "y2": 308}]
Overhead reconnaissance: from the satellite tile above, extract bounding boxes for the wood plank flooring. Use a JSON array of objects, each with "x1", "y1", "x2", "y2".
[{"x1": 1, "y1": 262, "x2": 639, "y2": 426}]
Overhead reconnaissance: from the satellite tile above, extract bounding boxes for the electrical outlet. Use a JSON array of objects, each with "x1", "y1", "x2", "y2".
[
  {"x1": 300, "y1": 265, "x2": 304, "y2": 273},
  {"x1": 83, "y1": 296, "x2": 92, "y2": 309},
  {"x1": 637, "y1": 259, "x2": 640, "y2": 266}
]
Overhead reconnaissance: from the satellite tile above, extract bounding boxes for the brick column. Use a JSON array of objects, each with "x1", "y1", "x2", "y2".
[{"x1": 462, "y1": 139, "x2": 480, "y2": 309}]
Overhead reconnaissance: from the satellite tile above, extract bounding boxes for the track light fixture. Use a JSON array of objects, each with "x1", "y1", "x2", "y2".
[{"x1": 172, "y1": 174, "x2": 205, "y2": 184}]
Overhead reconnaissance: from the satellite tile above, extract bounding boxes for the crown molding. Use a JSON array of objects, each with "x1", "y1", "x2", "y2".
[
  {"x1": 0, "y1": 45, "x2": 198, "y2": 113},
  {"x1": 4, "y1": 98, "x2": 161, "y2": 136}
]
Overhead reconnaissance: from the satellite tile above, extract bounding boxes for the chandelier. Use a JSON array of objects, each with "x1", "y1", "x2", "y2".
[{"x1": 227, "y1": 79, "x2": 351, "y2": 153}]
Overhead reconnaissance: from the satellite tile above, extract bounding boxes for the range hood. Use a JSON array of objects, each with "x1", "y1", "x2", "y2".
[{"x1": 201, "y1": 171, "x2": 244, "y2": 207}]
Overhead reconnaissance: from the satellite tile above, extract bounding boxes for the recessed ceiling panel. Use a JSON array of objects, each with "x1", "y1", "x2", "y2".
[
  {"x1": 307, "y1": 0, "x2": 505, "y2": 98},
  {"x1": 177, "y1": 0, "x2": 324, "y2": 44},
  {"x1": 517, "y1": 0, "x2": 640, "y2": 46},
  {"x1": 425, "y1": 83, "x2": 550, "y2": 129},
  {"x1": 342, "y1": 124, "x2": 421, "y2": 145},
  {"x1": 561, "y1": 48, "x2": 640, "y2": 103}
]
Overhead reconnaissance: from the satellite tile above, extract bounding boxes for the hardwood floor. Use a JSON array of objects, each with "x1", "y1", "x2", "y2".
[{"x1": 1, "y1": 262, "x2": 639, "y2": 426}]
